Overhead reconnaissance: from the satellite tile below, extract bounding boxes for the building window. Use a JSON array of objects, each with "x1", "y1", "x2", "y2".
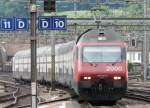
[
  {"x1": 138, "y1": 52, "x2": 141, "y2": 61},
  {"x1": 132, "y1": 53, "x2": 135, "y2": 61},
  {"x1": 131, "y1": 39, "x2": 136, "y2": 47}
]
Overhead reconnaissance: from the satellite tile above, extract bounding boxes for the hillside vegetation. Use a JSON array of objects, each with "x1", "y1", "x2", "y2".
[{"x1": 0, "y1": 0, "x2": 150, "y2": 18}]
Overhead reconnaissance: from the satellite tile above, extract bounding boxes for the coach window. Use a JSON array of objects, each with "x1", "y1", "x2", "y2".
[
  {"x1": 39, "y1": 56, "x2": 42, "y2": 74},
  {"x1": 48, "y1": 68, "x2": 51, "y2": 80},
  {"x1": 46, "y1": 55, "x2": 48, "y2": 74},
  {"x1": 16, "y1": 68, "x2": 19, "y2": 73},
  {"x1": 23, "y1": 57, "x2": 24, "y2": 73},
  {"x1": 73, "y1": 47, "x2": 78, "y2": 60}
]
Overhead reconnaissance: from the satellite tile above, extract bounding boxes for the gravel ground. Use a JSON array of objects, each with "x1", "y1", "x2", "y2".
[{"x1": 91, "y1": 99, "x2": 150, "y2": 108}]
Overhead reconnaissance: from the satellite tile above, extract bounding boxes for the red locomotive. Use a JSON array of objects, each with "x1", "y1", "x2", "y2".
[{"x1": 69, "y1": 29, "x2": 128, "y2": 102}]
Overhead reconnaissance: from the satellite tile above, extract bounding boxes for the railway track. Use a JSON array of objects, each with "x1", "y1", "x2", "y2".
[
  {"x1": 2, "y1": 83, "x2": 149, "y2": 108},
  {"x1": 126, "y1": 90, "x2": 150, "y2": 103},
  {"x1": 0, "y1": 79, "x2": 31, "y2": 108},
  {"x1": 126, "y1": 82, "x2": 150, "y2": 103},
  {"x1": 16, "y1": 88, "x2": 78, "y2": 108}
]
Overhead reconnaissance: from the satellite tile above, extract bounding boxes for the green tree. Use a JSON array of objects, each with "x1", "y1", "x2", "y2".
[
  {"x1": 122, "y1": 4, "x2": 143, "y2": 17},
  {"x1": 128, "y1": 62, "x2": 134, "y2": 72},
  {"x1": 0, "y1": 0, "x2": 28, "y2": 17}
]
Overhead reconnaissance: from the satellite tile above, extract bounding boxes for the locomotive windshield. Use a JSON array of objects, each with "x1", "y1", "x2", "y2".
[{"x1": 83, "y1": 46, "x2": 121, "y2": 63}]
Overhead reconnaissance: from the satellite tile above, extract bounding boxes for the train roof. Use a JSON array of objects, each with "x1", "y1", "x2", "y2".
[
  {"x1": 76, "y1": 29, "x2": 123, "y2": 44},
  {"x1": 13, "y1": 41, "x2": 74, "y2": 58}
]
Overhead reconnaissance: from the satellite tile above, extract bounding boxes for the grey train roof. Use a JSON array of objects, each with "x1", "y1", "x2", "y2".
[
  {"x1": 14, "y1": 41, "x2": 74, "y2": 58},
  {"x1": 76, "y1": 29, "x2": 123, "y2": 44}
]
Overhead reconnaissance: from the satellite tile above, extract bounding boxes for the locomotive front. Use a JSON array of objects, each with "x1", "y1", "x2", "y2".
[{"x1": 74, "y1": 29, "x2": 127, "y2": 101}]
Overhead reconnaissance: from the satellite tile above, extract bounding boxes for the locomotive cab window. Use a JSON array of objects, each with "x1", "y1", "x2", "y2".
[{"x1": 82, "y1": 46, "x2": 122, "y2": 63}]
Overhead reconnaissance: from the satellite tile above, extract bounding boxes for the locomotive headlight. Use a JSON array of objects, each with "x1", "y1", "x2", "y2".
[
  {"x1": 87, "y1": 77, "x2": 91, "y2": 80},
  {"x1": 82, "y1": 76, "x2": 91, "y2": 80},
  {"x1": 83, "y1": 77, "x2": 88, "y2": 80},
  {"x1": 117, "y1": 76, "x2": 121, "y2": 80},
  {"x1": 113, "y1": 76, "x2": 121, "y2": 80},
  {"x1": 114, "y1": 76, "x2": 118, "y2": 80}
]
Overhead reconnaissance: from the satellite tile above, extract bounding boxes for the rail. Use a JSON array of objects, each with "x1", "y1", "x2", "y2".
[
  {"x1": 126, "y1": 83, "x2": 150, "y2": 102},
  {"x1": 0, "y1": 80, "x2": 31, "y2": 108}
]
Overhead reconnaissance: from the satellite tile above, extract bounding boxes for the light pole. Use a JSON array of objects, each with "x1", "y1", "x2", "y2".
[
  {"x1": 74, "y1": 0, "x2": 78, "y2": 35},
  {"x1": 51, "y1": 30, "x2": 55, "y2": 91},
  {"x1": 30, "y1": 0, "x2": 37, "y2": 108},
  {"x1": 143, "y1": 0, "x2": 148, "y2": 81}
]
